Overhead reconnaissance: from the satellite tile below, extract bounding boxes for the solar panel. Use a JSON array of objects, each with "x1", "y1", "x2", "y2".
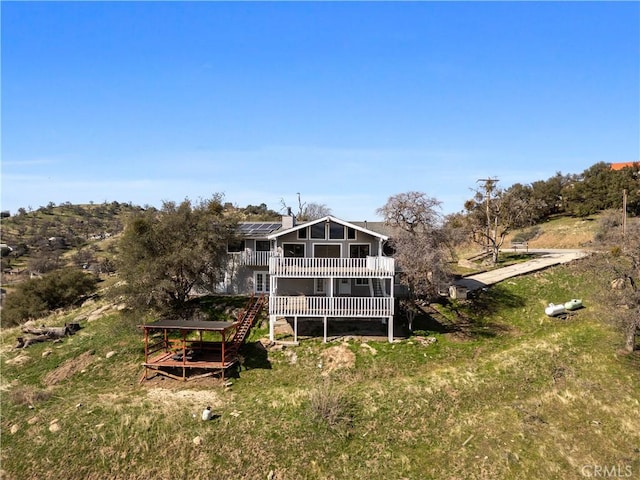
[{"x1": 237, "y1": 222, "x2": 281, "y2": 236}]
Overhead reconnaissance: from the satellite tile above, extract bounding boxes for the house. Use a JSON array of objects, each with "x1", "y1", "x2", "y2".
[
  {"x1": 610, "y1": 162, "x2": 640, "y2": 171},
  {"x1": 225, "y1": 214, "x2": 397, "y2": 342}
]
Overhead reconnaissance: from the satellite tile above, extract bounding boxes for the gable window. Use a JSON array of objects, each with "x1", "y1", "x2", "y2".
[
  {"x1": 298, "y1": 228, "x2": 308, "y2": 239},
  {"x1": 350, "y1": 244, "x2": 370, "y2": 258},
  {"x1": 256, "y1": 240, "x2": 270, "y2": 251},
  {"x1": 227, "y1": 239, "x2": 245, "y2": 253},
  {"x1": 310, "y1": 223, "x2": 325, "y2": 239},
  {"x1": 347, "y1": 227, "x2": 356, "y2": 240},
  {"x1": 283, "y1": 243, "x2": 305, "y2": 258},
  {"x1": 329, "y1": 222, "x2": 345, "y2": 240}
]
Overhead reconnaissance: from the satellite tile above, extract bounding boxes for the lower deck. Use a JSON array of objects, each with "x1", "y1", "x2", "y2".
[
  {"x1": 269, "y1": 314, "x2": 395, "y2": 343},
  {"x1": 142, "y1": 341, "x2": 238, "y2": 381}
]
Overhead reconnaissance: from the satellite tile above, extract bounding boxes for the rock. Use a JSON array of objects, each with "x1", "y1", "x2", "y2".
[
  {"x1": 27, "y1": 416, "x2": 39, "y2": 425},
  {"x1": 105, "y1": 351, "x2": 117, "y2": 359},
  {"x1": 611, "y1": 278, "x2": 627, "y2": 290},
  {"x1": 10, "y1": 424, "x2": 19, "y2": 434},
  {"x1": 193, "y1": 436, "x2": 203, "y2": 445},
  {"x1": 414, "y1": 336, "x2": 437, "y2": 347},
  {"x1": 49, "y1": 420, "x2": 61, "y2": 433},
  {"x1": 42, "y1": 350, "x2": 53, "y2": 358}
]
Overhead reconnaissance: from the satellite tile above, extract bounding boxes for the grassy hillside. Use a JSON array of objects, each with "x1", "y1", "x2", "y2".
[
  {"x1": 1, "y1": 258, "x2": 639, "y2": 480},
  {"x1": 507, "y1": 214, "x2": 602, "y2": 249}
]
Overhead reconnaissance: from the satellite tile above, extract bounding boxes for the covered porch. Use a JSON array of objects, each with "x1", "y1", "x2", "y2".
[{"x1": 140, "y1": 319, "x2": 240, "y2": 381}]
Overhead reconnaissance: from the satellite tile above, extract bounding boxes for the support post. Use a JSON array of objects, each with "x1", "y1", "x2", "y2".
[
  {"x1": 323, "y1": 316, "x2": 328, "y2": 343},
  {"x1": 269, "y1": 315, "x2": 276, "y2": 342},
  {"x1": 294, "y1": 316, "x2": 298, "y2": 343},
  {"x1": 388, "y1": 316, "x2": 394, "y2": 343}
]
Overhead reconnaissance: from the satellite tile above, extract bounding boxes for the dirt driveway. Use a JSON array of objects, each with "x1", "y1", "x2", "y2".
[{"x1": 455, "y1": 249, "x2": 589, "y2": 292}]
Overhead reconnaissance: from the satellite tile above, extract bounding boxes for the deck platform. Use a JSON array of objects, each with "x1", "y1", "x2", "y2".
[{"x1": 140, "y1": 319, "x2": 240, "y2": 381}]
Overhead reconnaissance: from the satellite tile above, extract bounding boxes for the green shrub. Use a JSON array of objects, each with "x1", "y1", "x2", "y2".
[{"x1": 1, "y1": 268, "x2": 98, "y2": 327}]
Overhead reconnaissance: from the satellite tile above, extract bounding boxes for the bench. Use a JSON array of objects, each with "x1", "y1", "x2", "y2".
[{"x1": 511, "y1": 242, "x2": 529, "y2": 252}]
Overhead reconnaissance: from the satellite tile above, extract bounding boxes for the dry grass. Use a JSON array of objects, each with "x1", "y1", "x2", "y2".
[{"x1": 2, "y1": 263, "x2": 640, "y2": 479}]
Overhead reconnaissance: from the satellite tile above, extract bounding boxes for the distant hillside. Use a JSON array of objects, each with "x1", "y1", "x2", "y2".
[
  {"x1": 507, "y1": 211, "x2": 638, "y2": 249},
  {"x1": 0, "y1": 202, "x2": 143, "y2": 279}
]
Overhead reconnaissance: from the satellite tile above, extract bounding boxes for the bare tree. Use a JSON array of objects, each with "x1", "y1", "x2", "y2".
[
  {"x1": 280, "y1": 193, "x2": 332, "y2": 221},
  {"x1": 591, "y1": 217, "x2": 640, "y2": 352},
  {"x1": 377, "y1": 192, "x2": 453, "y2": 331},
  {"x1": 464, "y1": 179, "x2": 535, "y2": 264}
]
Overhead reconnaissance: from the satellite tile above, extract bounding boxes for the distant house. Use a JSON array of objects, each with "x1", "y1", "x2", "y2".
[
  {"x1": 224, "y1": 214, "x2": 397, "y2": 342},
  {"x1": 610, "y1": 162, "x2": 640, "y2": 171}
]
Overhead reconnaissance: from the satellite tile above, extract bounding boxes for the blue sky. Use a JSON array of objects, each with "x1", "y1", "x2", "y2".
[{"x1": 2, "y1": 1, "x2": 639, "y2": 220}]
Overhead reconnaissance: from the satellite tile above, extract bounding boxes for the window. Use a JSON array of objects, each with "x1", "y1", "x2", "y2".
[
  {"x1": 298, "y1": 228, "x2": 308, "y2": 239},
  {"x1": 255, "y1": 272, "x2": 270, "y2": 293},
  {"x1": 314, "y1": 244, "x2": 340, "y2": 258},
  {"x1": 315, "y1": 278, "x2": 325, "y2": 294},
  {"x1": 310, "y1": 223, "x2": 325, "y2": 239},
  {"x1": 355, "y1": 278, "x2": 369, "y2": 286},
  {"x1": 347, "y1": 227, "x2": 356, "y2": 240},
  {"x1": 283, "y1": 243, "x2": 305, "y2": 258},
  {"x1": 256, "y1": 240, "x2": 270, "y2": 251},
  {"x1": 329, "y1": 222, "x2": 345, "y2": 239},
  {"x1": 350, "y1": 244, "x2": 370, "y2": 258},
  {"x1": 227, "y1": 239, "x2": 245, "y2": 253}
]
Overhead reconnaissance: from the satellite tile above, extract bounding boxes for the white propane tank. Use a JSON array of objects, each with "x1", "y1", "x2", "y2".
[{"x1": 545, "y1": 303, "x2": 566, "y2": 317}]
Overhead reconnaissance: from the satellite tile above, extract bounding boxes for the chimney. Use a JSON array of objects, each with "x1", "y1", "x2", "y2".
[{"x1": 282, "y1": 211, "x2": 295, "y2": 229}]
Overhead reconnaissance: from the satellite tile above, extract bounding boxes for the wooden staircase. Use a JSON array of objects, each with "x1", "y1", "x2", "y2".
[
  {"x1": 370, "y1": 278, "x2": 388, "y2": 297},
  {"x1": 228, "y1": 294, "x2": 265, "y2": 355}
]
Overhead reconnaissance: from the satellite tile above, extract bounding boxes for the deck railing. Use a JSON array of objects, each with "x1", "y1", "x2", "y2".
[
  {"x1": 269, "y1": 295, "x2": 394, "y2": 317},
  {"x1": 269, "y1": 256, "x2": 395, "y2": 277},
  {"x1": 229, "y1": 250, "x2": 273, "y2": 266}
]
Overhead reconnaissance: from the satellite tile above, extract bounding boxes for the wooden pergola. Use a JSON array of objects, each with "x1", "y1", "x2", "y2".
[{"x1": 140, "y1": 319, "x2": 240, "y2": 381}]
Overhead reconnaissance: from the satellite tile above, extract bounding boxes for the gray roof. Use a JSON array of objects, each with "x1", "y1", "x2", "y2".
[
  {"x1": 268, "y1": 215, "x2": 390, "y2": 241},
  {"x1": 141, "y1": 319, "x2": 237, "y2": 331}
]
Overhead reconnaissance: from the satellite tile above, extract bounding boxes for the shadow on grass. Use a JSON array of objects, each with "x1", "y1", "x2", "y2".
[
  {"x1": 410, "y1": 284, "x2": 526, "y2": 339},
  {"x1": 239, "y1": 341, "x2": 272, "y2": 370},
  {"x1": 468, "y1": 284, "x2": 527, "y2": 316}
]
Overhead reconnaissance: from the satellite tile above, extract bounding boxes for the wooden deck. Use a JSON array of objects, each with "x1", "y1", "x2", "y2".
[
  {"x1": 142, "y1": 344, "x2": 236, "y2": 381},
  {"x1": 140, "y1": 295, "x2": 265, "y2": 381}
]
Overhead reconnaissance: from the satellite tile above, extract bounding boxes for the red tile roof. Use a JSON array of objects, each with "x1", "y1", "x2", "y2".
[{"x1": 610, "y1": 162, "x2": 640, "y2": 171}]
